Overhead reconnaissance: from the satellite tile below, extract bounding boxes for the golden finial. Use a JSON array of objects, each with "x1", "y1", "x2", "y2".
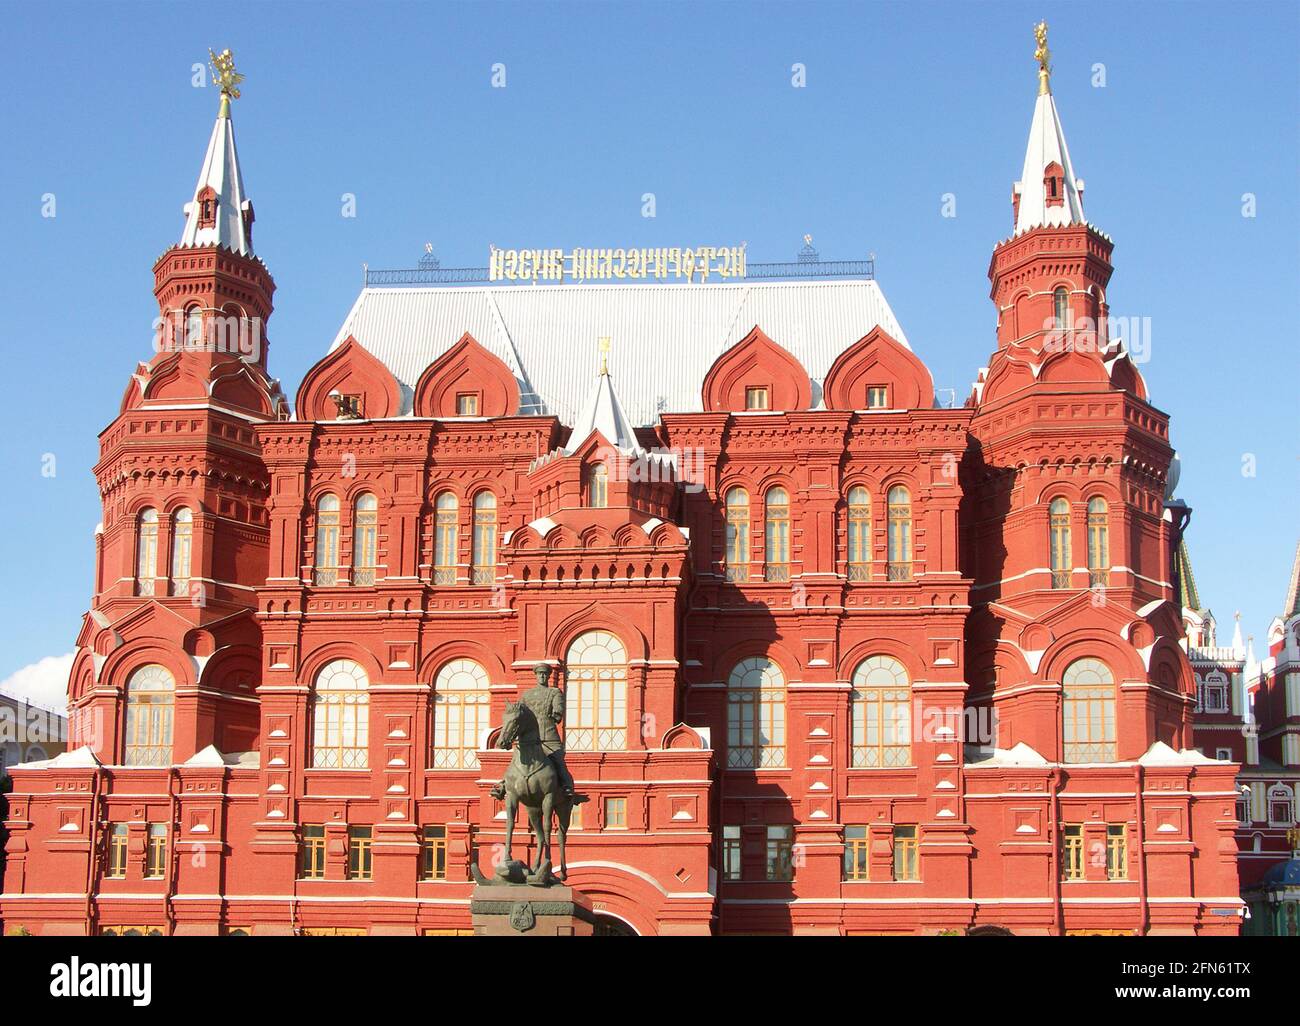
[
  {"x1": 1033, "y1": 22, "x2": 1052, "y2": 95},
  {"x1": 598, "y1": 336, "x2": 611, "y2": 375},
  {"x1": 209, "y1": 48, "x2": 245, "y2": 117}
]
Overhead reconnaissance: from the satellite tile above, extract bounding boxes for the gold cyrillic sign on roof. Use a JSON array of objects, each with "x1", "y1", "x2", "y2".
[{"x1": 489, "y1": 245, "x2": 747, "y2": 284}]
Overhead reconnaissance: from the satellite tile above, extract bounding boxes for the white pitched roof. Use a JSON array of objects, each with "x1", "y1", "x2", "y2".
[
  {"x1": 179, "y1": 101, "x2": 253, "y2": 255},
  {"x1": 328, "y1": 278, "x2": 910, "y2": 427},
  {"x1": 1013, "y1": 88, "x2": 1086, "y2": 234}
]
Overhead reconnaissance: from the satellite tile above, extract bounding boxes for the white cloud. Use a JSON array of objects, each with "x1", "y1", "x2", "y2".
[{"x1": 0, "y1": 652, "x2": 75, "y2": 715}]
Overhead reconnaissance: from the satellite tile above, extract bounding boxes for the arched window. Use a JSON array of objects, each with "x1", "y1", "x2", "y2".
[
  {"x1": 314, "y1": 495, "x2": 340, "y2": 586},
  {"x1": 727, "y1": 657, "x2": 786, "y2": 769},
  {"x1": 184, "y1": 305, "x2": 204, "y2": 349},
  {"x1": 170, "y1": 507, "x2": 193, "y2": 596},
  {"x1": 1049, "y1": 497, "x2": 1071, "y2": 589},
  {"x1": 587, "y1": 462, "x2": 609, "y2": 509},
  {"x1": 850, "y1": 656, "x2": 911, "y2": 767},
  {"x1": 352, "y1": 493, "x2": 378, "y2": 586},
  {"x1": 764, "y1": 487, "x2": 790, "y2": 582},
  {"x1": 124, "y1": 664, "x2": 175, "y2": 767},
  {"x1": 886, "y1": 486, "x2": 912, "y2": 581},
  {"x1": 1087, "y1": 497, "x2": 1109, "y2": 587},
  {"x1": 1061, "y1": 657, "x2": 1116, "y2": 763},
  {"x1": 311, "y1": 659, "x2": 369, "y2": 768},
  {"x1": 1053, "y1": 287, "x2": 1069, "y2": 330},
  {"x1": 136, "y1": 508, "x2": 159, "y2": 596},
  {"x1": 471, "y1": 492, "x2": 497, "y2": 585},
  {"x1": 565, "y1": 631, "x2": 627, "y2": 751},
  {"x1": 846, "y1": 486, "x2": 871, "y2": 581},
  {"x1": 432, "y1": 659, "x2": 491, "y2": 769},
  {"x1": 433, "y1": 492, "x2": 458, "y2": 585},
  {"x1": 724, "y1": 487, "x2": 750, "y2": 582}
]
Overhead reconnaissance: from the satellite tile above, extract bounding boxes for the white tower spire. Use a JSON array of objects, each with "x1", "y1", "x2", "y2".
[
  {"x1": 1012, "y1": 23, "x2": 1087, "y2": 235},
  {"x1": 180, "y1": 49, "x2": 254, "y2": 255}
]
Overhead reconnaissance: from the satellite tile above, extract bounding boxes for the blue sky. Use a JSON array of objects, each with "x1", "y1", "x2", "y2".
[{"x1": 0, "y1": 0, "x2": 1296, "y2": 706}]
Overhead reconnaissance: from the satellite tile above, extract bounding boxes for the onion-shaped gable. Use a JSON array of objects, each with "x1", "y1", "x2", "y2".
[
  {"x1": 412, "y1": 332, "x2": 520, "y2": 419},
  {"x1": 701, "y1": 326, "x2": 811, "y2": 414},
  {"x1": 821, "y1": 326, "x2": 935, "y2": 411},
  {"x1": 295, "y1": 335, "x2": 402, "y2": 421}
]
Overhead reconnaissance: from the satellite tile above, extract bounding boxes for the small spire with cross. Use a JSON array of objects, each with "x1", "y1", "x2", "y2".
[{"x1": 598, "y1": 336, "x2": 611, "y2": 376}]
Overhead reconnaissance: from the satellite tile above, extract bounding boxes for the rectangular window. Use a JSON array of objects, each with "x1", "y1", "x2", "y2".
[
  {"x1": 603, "y1": 797, "x2": 627, "y2": 830},
  {"x1": 144, "y1": 823, "x2": 167, "y2": 879},
  {"x1": 892, "y1": 825, "x2": 918, "y2": 881},
  {"x1": 722, "y1": 825, "x2": 742, "y2": 881},
  {"x1": 844, "y1": 825, "x2": 869, "y2": 881},
  {"x1": 348, "y1": 825, "x2": 373, "y2": 880},
  {"x1": 1062, "y1": 685, "x2": 1117, "y2": 763},
  {"x1": 866, "y1": 386, "x2": 889, "y2": 409},
  {"x1": 1105, "y1": 824, "x2": 1128, "y2": 881},
  {"x1": 766, "y1": 825, "x2": 793, "y2": 881},
  {"x1": 1235, "y1": 797, "x2": 1251, "y2": 825},
  {"x1": 299, "y1": 824, "x2": 326, "y2": 880},
  {"x1": 744, "y1": 386, "x2": 770, "y2": 411},
  {"x1": 1215, "y1": 747, "x2": 1233, "y2": 762},
  {"x1": 106, "y1": 823, "x2": 128, "y2": 879},
  {"x1": 1061, "y1": 824, "x2": 1084, "y2": 881},
  {"x1": 456, "y1": 393, "x2": 479, "y2": 416},
  {"x1": 422, "y1": 825, "x2": 447, "y2": 880},
  {"x1": 336, "y1": 394, "x2": 363, "y2": 419}
]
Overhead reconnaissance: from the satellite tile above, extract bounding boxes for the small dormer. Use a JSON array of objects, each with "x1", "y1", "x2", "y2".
[
  {"x1": 412, "y1": 332, "x2": 520, "y2": 419},
  {"x1": 196, "y1": 185, "x2": 219, "y2": 230},
  {"x1": 701, "y1": 326, "x2": 811, "y2": 414},
  {"x1": 1043, "y1": 161, "x2": 1065, "y2": 210},
  {"x1": 295, "y1": 335, "x2": 402, "y2": 421}
]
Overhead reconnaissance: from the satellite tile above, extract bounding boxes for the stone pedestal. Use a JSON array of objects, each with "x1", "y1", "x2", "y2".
[{"x1": 470, "y1": 883, "x2": 595, "y2": 936}]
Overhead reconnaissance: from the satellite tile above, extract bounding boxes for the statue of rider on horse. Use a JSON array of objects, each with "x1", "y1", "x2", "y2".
[{"x1": 485, "y1": 663, "x2": 588, "y2": 886}]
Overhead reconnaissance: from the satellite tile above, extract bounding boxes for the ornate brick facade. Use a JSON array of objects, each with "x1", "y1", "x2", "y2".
[{"x1": 0, "y1": 54, "x2": 1244, "y2": 937}]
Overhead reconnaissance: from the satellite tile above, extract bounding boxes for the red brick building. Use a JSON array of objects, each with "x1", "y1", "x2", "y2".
[
  {"x1": 1184, "y1": 540, "x2": 1300, "y2": 933},
  {"x1": 0, "y1": 50, "x2": 1245, "y2": 937}
]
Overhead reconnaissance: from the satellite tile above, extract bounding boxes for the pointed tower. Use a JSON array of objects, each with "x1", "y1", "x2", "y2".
[
  {"x1": 71, "y1": 51, "x2": 275, "y2": 765},
  {"x1": 963, "y1": 24, "x2": 1189, "y2": 764}
]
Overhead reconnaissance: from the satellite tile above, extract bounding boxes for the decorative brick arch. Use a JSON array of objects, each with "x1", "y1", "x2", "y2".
[
  {"x1": 701, "y1": 326, "x2": 811, "y2": 413},
  {"x1": 822, "y1": 326, "x2": 935, "y2": 411},
  {"x1": 295, "y1": 335, "x2": 402, "y2": 421},
  {"x1": 412, "y1": 332, "x2": 520, "y2": 418}
]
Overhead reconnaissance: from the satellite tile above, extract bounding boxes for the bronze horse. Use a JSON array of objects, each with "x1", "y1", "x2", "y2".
[{"x1": 497, "y1": 698, "x2": 573, "y2": 883}]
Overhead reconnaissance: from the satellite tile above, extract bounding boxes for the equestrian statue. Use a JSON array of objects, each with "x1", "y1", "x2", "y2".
[{"x1": 480, "y1": 663, "x2": 588, "y2": 886}]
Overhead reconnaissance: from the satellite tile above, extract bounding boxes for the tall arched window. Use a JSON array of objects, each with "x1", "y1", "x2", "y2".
[
  {"x1": 137, "y1": 508, "x2": 159, "y2": 596},
  {"x1": 1087, "y1": 497, "x2": 1109, "y2": 588},
  {"x1": 565, "y1": 631, "x2": 627, "y2": 751},
  {"x1": 846, "y1": 486, "x2": 871, "y2": 581},
  {"x1": 850, "y1": 655, "x2": 912, "y2": 767},
  {"x1": 432, "y1": 659, "x2": 491, "y2": 769},
  {"x1": 434, "y1": 492, "x2": 458, "y2": 585},
  {"x1": 352, "y1": 493, "x2": 378, "y2": 586},
  {"x1": 184, "y1": 305, "x2": 204, "y2": 349},
  {"x1": 170, "y1": 507, "x2": 193, "y2": 596},
  {"x1": 1053, "y1": 287, "x2": 1069, "y2": 330},
  {"x1": 587, "y1": 462, "x2": 609, "y2": 509},
  {"x1": 311, "y1": 659, "x2": 369, "y2": 768},
  {"x1": 886, "y1": 486, "x2": 912, "y2": 581},
  {"x1": 727, "y1": 657, "x2": 786, "y2": 769},
  {"x1": 471, "y1": 492, "x2": 497, "y2": 585},
  {"x1": 724, "y1": 487, "x2": 750, "y2": 582},
  {"x1": 1049, "y1": 497, "x2": 1071, "y2": 589},
  {"x1": 764, "y1": 487, "x2": 790, "y2": 582},
  {"x1": 314, "y1": 494, "x2": 340, "y2": 586},
  {"x1": 124, "y1": 664, "x2": 175, "y2": 766},
  {"x1": 1062, "y1": 657, "x2": 1116, "y2": 763}
]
